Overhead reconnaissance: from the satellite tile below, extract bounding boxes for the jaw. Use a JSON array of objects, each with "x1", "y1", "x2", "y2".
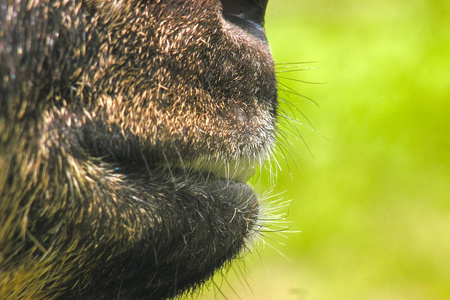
[
  {"x1": 55, "y1": 153, "x2": 261, "y2": 300},
  {"x1": 13, "y1": 116, "x2": 262, "y2": 299},
  {"x1": 16, "y1": 106, "x2": 264, "y2": 300}
]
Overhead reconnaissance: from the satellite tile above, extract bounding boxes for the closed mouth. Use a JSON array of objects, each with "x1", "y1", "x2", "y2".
[{"x1": 185, "y1": 158, "x2": 258, "y2": 184}]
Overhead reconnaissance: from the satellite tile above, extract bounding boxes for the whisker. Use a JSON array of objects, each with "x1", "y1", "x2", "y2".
[
  {"x1": 277, "y1": 75, "x2": 323, "y2": 85},
  {"x1": 234, "y1": 262, "x2": 253, "y2": 295},
  {"x1": 276, "y1": 61, "x2": 318, "y2": 66},
  {"x1": 277, "y1": 68, "x2": 320, "y2": 73},
  {"x1": 278, "y1": 81, "x2": 319, "y2": 107},
  {"x1": 261, "y1": 240, "x2": 293, "y2": 263}
]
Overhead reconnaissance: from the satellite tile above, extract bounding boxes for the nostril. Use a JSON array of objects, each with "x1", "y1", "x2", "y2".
[
  {"x1": 220, "y1": 0, "x2": 269, "y2": 41},
  {"x1": 221, "y1": 0, "x2": 268, "y2": 27}
]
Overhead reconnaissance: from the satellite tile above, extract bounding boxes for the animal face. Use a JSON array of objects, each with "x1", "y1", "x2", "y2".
[{"x1": 0, "y1": 0, "x2": 277, "y2": 299}]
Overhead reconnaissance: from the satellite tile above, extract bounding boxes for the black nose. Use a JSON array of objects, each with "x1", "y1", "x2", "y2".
[{"x1": 220, "y1": 0, "x2": 269, "y2": 41}]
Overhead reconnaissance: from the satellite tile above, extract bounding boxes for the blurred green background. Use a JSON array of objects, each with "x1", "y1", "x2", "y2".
[{"x1": 200, "y1": 1, "x2": 450, "y2": 299}]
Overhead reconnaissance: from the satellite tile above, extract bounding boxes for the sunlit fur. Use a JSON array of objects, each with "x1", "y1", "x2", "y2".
[{"x1": 0, "y1": 0, "x2": 278, "y2": 299}]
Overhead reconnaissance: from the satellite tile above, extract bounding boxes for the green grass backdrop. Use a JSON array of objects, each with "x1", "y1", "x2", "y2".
[{"x1": 200, "y1": 1, "x2": 450, "y2": 299}]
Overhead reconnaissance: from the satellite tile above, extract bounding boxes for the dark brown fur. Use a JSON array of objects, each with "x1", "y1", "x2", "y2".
[{"x1": 0, "y1": 0, "x2": 277, "y2": 299}]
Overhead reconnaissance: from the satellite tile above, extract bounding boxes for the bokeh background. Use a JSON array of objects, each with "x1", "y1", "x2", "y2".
[{"x1": 200, "y1": 0, "x2": 450, "y2": 299}]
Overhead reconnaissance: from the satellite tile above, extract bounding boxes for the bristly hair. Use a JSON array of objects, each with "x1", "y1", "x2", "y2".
[{"x1": 192, "y1": 61, "x2": 320, "y2": 300}]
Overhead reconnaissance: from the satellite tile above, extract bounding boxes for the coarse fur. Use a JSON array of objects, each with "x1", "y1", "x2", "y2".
[{"x1": 0, "y1": 0, "x2": 278, "y2": 299}]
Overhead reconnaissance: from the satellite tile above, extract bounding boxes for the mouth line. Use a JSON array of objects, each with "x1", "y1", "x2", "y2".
[
  {"x1": 184, "y1": 158, "x2": 259, "y2": 184},
  {"x1": 107, "y1": 155, "x2": 258, "y2": 187},
  {"x1": 79, "y1": 121, "x2": 261, "y2": 185}
]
